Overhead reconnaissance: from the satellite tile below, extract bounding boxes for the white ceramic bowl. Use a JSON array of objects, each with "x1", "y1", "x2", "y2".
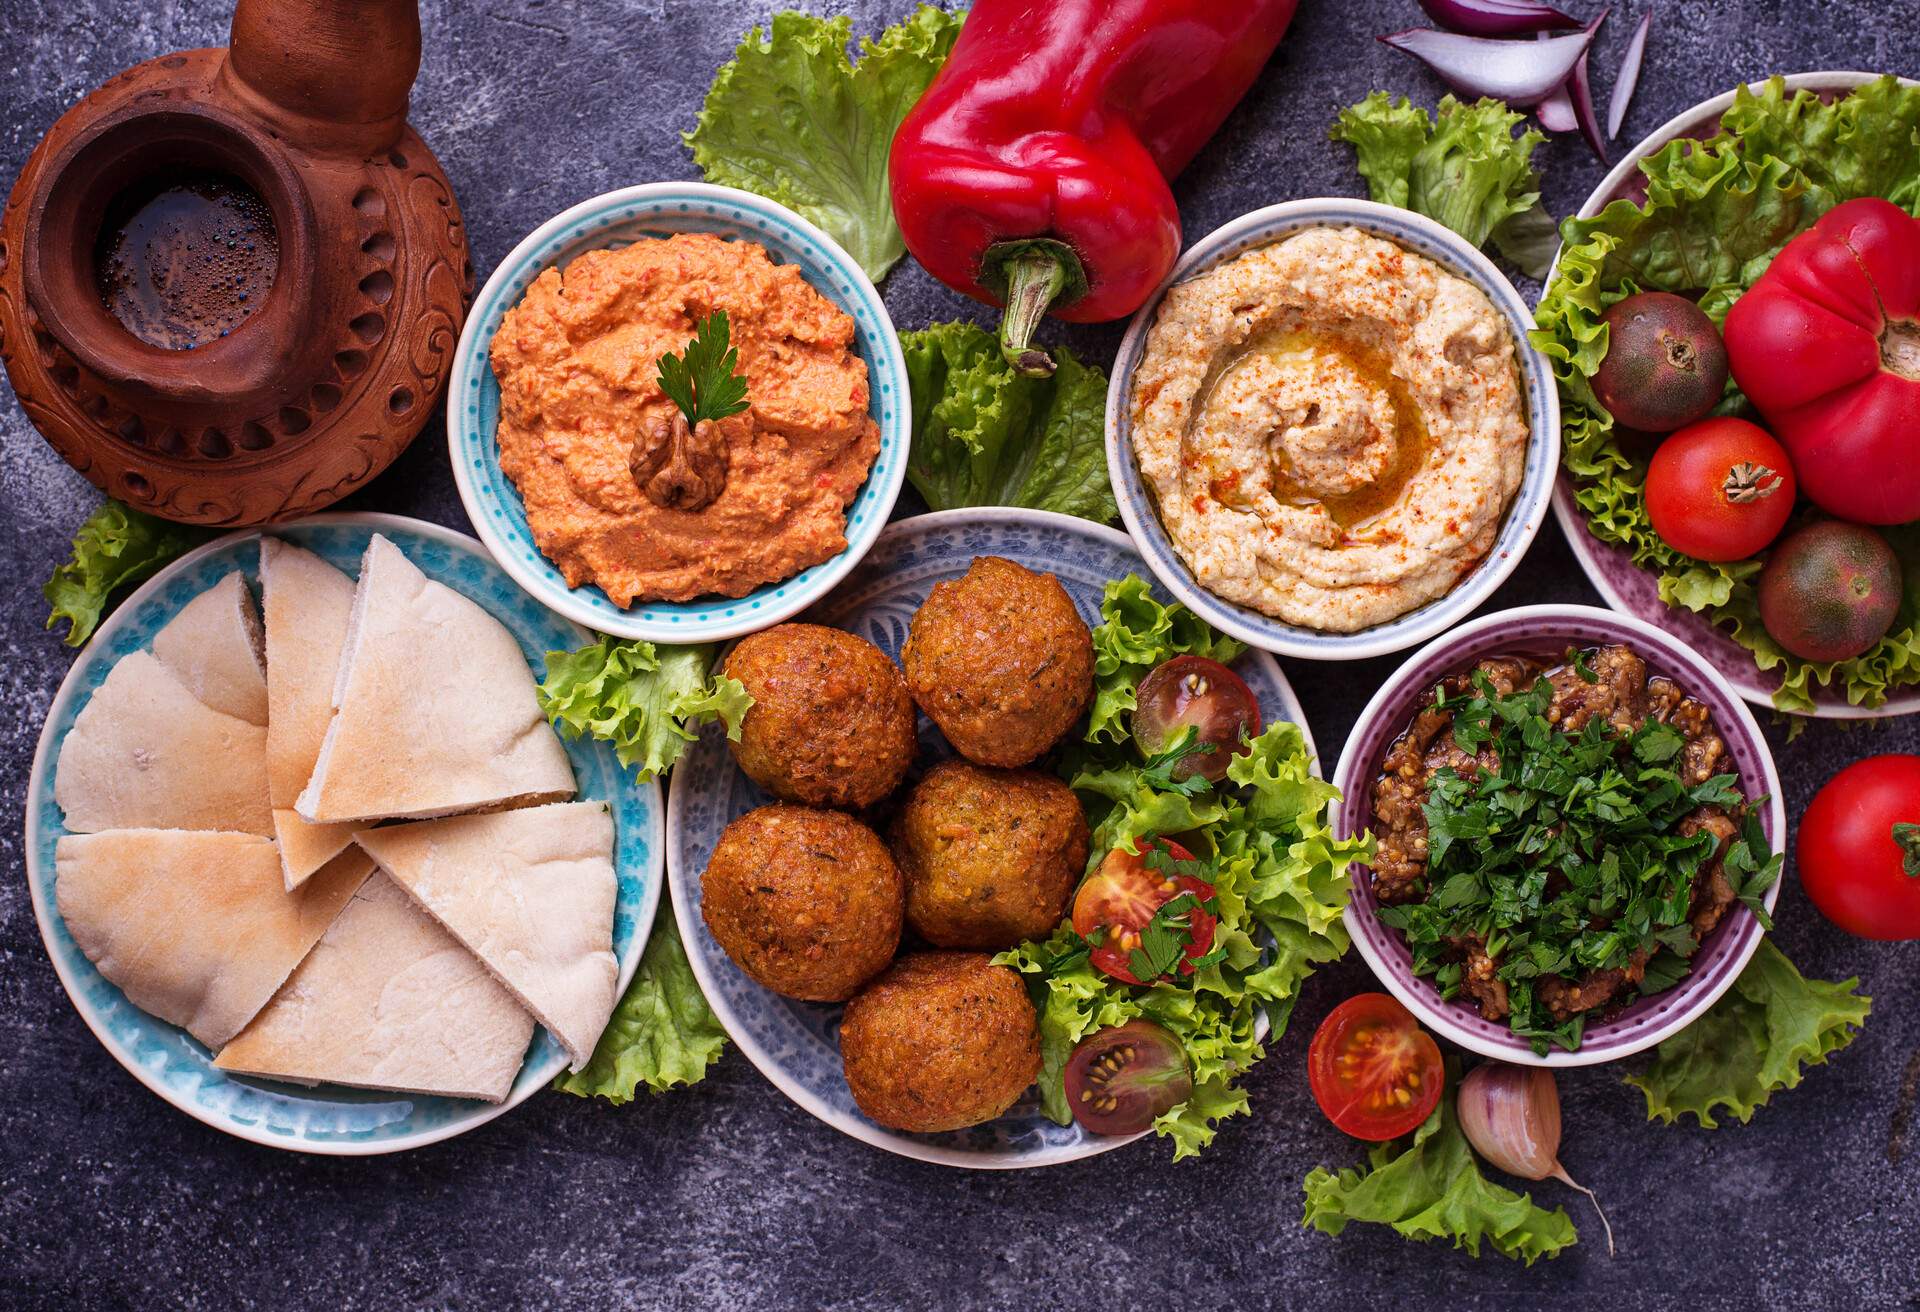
[
  {"x1": 1332, "y1": 604, "x2": 1784, "y2": 1067},
  {"x1": 1544, "y1": 71, "x2": 1920, "y2": 719},
  {"x1": 24, "y1": 514, "x2": 663, "y2": 1152},
  {"x1": 1106, "y1": 197, "x2": 1561, "y2": 662},
  {"x1": 449, "y1": 181, "x2": 910, "y2": 643}
]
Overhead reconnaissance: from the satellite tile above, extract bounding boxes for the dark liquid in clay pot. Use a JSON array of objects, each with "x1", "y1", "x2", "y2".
[{"x1": 94, "y1": 172, "x2": 279, "y2": 351}]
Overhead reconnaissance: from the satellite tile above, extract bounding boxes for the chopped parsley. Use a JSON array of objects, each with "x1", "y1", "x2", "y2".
[{"x1": 1375, "y1": 663, "x2": 1782, "y2": 1055}]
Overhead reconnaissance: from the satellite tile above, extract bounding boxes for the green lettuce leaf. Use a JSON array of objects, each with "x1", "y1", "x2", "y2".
[
  {"x1": 1303, "y1": 1065, "x2": 1578, "y2": 1265},
  {"x1": 1534, "y1": 75, "x2": 1920, "y2": 712},
  {"x1": 1623, "y1": 939, "x2": 1870, "y2": 1129},
  {"x1": 43, "y1": 500, "x2": 210, "y2": 647},
  {"x1": 685, "y1": 6, "x2": 964, "y2": 282},
  {"x1": 1332, "y1": 92, "x2": 1553, "y2": 274},
  {"x1": 554, "y1": 902, "x2": 728, "y2": 1103},
  {"x1": 999, "y1": 707, "x2": 1371, "y2": 1160},
  {"x1": 900, "y1": 320, "x2": 1116, "y2": 524},
  {"x1": 1083, "y1": 575, "x2": 1246, "y2": 747},
  {"x1": 538, "y1": 639, "x2": 752, "y2": 781}
]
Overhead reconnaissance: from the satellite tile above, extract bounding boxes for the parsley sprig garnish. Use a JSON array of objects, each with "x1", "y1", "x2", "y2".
[
  {"x1": 1137, "y1": 725, "x2": 1218, "y2": 798},
  {"x1": 657, "y1": 310, "x2": 750, "y2": 427},
  {"x1": 1377, "y1": 659, "x2": 1782, "y2": 1054}
]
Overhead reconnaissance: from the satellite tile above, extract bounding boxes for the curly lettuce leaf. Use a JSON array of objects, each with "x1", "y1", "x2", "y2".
[
  {"x1": 554, "y1": 903, "x2": 727, "y2": 1103},
  {"x1": 1303, "y1": 1065, "x2": 1578, "y2": 1265},
  {"x1": 684, "y1": 6, "x2": 964, "y2": 282},
  {"x1": 1000, "y1": 714, "x2": 1371, "y2": 1160},
  {"x1": 1084, "y1": 575, "x2": 1246, "y2": 746},
  {"x1": 1533, "y1": 75, "x2": 1920, "y2": 712},
  {"x1": 901, "y1": 320, "x2": 1116, "y2": 524},
  {"x1": 1623, "y1": 939, "x2": 1870, "y2": 1129},
  {"x1": 538, "y1": 639, "x2": 752, "y2": 781},
  {"x1": 1332, "y1": 92, "x2": 1553, "y2": 274},
  {"x1": 43, "y1": 500, "x2": 210, "y2": 647}
]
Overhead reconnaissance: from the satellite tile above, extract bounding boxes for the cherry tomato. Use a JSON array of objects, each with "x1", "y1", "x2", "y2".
[
  {"x1": 1071, "y1": 839, "x2": 1218, "y2": 985},
  {"x1": 1644, "y1": 418, "x2": 1798, "y2": 562},
  {"x1": 1797, "y1": 754, "x2": 1920, "y2": 940},
  {"x1": 1307, "y1": 993, "x2": 1445, "y2": 1141},
  {"x1": 1133, "y1": 655, "x2": 1262, "y2": 782},
  {"x1": 1064, "y1": 1019, "x2": 1194, "y2": 1135}
]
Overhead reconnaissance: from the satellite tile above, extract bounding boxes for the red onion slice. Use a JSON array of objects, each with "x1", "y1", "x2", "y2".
[
  {"x1": 1536, "y1": 84, "x2": 1577, "y2": 132},
  {"x1": 1566, "y1": 11, "x2": 1612, "y2": 162},
  {"x1": 1608, "y1": 9, "x2": 1654, "y2": 139},
  {"x1": 1418, "y1": 0, "x2": 1582, "y2": 37},
  {"x1": 1379, "y1": 26, "x2": 1601, "y2": 107}
]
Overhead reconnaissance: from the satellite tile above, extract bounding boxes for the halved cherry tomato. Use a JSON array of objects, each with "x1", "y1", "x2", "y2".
[
  {"x1": 1064, "y1": 1019, "x2": 1194, "y2": 1135},
  {"x1": 1071, "y1": 839, "x2": 1217, "y2": 985},
  {"x1": 1307, "y1": 993, "x2": 1444, "y2": 1141},
  {"x1": 1133, "y1": 655, "x2": 1262, "y2": 782}
]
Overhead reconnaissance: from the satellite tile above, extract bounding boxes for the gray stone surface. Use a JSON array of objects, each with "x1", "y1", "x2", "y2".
[{"x1": 2, "y1": 0, "x2": 1917, "y2": 1307}]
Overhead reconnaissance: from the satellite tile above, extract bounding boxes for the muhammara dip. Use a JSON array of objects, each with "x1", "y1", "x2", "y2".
[
  {"x1": 490, "y1": 233, "x2": 880, "y2": 605},
  {"x1": 1129, "y1": 226, "x2": 1527, "y2": 632}
]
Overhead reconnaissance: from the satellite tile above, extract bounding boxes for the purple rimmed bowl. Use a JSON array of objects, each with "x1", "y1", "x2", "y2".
[{"x1": 1331, "y1": 604, "x2": 1785, "y2": 1067}]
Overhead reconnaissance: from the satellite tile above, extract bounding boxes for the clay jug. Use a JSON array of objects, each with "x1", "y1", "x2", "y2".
[{"x1": 0, "y1": 0, "x2": 472, "y2": 525}]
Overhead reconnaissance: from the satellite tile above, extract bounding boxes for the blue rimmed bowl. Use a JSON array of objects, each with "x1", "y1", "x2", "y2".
[
  {"x1": 449, "y1": 182, "x2": 910, "y2": 642},
  {"x1": 24, "y1": 513, "x2": 664, "y2": 1154},
  {"x1": 1105, "y1": 198, "x2": 1561, "y2": 662},
  {"x1": 667, "y1": 509, "x2": 1314, "y2": 1169}
]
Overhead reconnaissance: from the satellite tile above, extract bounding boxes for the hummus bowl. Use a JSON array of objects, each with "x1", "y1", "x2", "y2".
[
  {"x1": 1544, "y1": 71, "x2": 1920, "y2": 719},
  {"x1": 1107, "y1": 198, "x2": 1560, "y2": 662},
  {"x1": 1332, "y1": 604, "x2": 1784, "y2": 1068},
  {"x1": 450, "y1": 182, "x2": 910, "y2": 642}
]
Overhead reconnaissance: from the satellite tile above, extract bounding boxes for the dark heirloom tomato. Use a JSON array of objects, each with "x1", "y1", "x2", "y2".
[
  {"x1": 1071, "y1": 839, "x2": 1217, "y2": 985},
  {"x1": 1308, "y1": 993, "x2": 1444, "y2": 1141},
  {"x1": 1132, "y1": 654, "x2": 1262, "y2": 782},
  {"x1": 1592, "y1": 291, "x2": 1729, "y2": 433},
  {"x1": 1797, "y1": 754, "x2": 1920, "y2": 941},
  {"x1": 1064, "y1": 1019, "x2": 1194, "y2": 1135}
]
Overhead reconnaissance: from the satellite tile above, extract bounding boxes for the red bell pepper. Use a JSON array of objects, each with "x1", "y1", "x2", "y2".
[
  {"x1": 1724, "y1": 197, "x2": 1920, "y2": 525},
  {"x1": 888, "y1": 0, "x2": 1300, "y2": 375}
]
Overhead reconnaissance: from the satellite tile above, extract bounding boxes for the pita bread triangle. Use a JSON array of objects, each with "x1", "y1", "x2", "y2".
[
  {"x1": 55, "y1": 831, "x2": 371, "y2": 1050},
  {"x1": 295, "y1": 534, "x2": 576, "y2": 825},
  {"x1": 150, "y1": 570, "x2": 268, "y2": 726},
  {"x1": 214, "y1": 872, "x2": 536, "y2": 1102},
  {"x1": 55, "y1": 648, "x2": 273, "y2": 836},
  {"x1": 259, "y1": 537, "x2": 360, "y2": 887},
  {"x1": 356, "y1": 801, "x2": 618, "y2": 1071}
]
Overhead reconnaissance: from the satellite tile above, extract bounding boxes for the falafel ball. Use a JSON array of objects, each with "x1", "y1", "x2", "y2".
[
  {"x1": 723, "y1": 623, "x2": 917, "y2": 809},
  {"x1": 700, "y1": 804, "x2": 902, "y2": 1002},
  {"x1": 891, "y1": 760, "x2": 1088, "y2": 949},
  {"x1": 839, "y1": 952, "x2": 1041, "y2": 1133},
  {"x1": 901, "y1": 557, "x2": 1094, "y2": 768}
]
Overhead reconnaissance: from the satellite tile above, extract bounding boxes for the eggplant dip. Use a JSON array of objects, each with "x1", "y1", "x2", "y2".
[{"x1": 1368, "y1": 644, "x2": 1781, "y2": 1053}]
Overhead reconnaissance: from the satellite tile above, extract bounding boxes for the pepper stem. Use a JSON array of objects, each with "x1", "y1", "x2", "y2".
[{"x1": 980, "y1": 238, "x2": 1089, "y2": 379}]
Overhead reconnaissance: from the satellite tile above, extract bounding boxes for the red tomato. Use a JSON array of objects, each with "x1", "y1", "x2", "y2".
[
  {"x1": 1644, "y1": 418, "x2": 1797, "y2": 562},
  {"x1": 1063, "y1": 1020, "x2": 1194, "y2": 1136},
  {"x1": 1133, "y1": 655, "x2": 1262, "y2": 782},
  {"x1": 1071, "y1": 839, "x2": 1218, "y2": 985},
  {"x1": 1308, "y1": 993, "x2": 1444, "y2": 1141},
  {"x1": 1724, "y1": 197, "x2": 1920, "y2": 525},
  {"x1": 1797, "y1": 754, "x2": 1920, "y2": 940}
]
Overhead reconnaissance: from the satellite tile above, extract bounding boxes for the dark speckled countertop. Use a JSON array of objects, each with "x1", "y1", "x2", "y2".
[{"x1": 2, "y1": 1, "x2": 1916, "y2": 1308}]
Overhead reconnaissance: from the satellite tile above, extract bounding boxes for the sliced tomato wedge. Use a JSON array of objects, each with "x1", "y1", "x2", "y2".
[
  {"x1": 1071, "y1": 839, "x2": 1218, "y2": 985},
  {"x1": 1307, "y1": 992, "x2": 1444, "y2": 1141}
]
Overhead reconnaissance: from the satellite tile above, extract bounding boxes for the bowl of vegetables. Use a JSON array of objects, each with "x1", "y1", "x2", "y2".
[
  {"x1": 1538, "y1": 72, "x2": 1920, "y2": 717},
  {"x1": 1332, "y1": 604, "x2": 1785, "y2": 1067}
]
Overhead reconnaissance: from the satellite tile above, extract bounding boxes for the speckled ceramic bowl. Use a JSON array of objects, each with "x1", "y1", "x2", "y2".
[
  {"x1": 1331, "y1": 604, "x2": 1784, "y2": 1067},
  {"x1": 1545, "y1": 71, "x2": 1920, "y2": 719},
  {"x1": 449, "y1": 181, "x2": 909, "y2": 643},
  {"x1": 1106, "y1": 197, "x2": 1561, "y2": 662},
  {"x1": 667, "y1": 508, "x2": 1313, "y2": 1168},
  {"x1": 24, "y1": 514, "x2": 664, "y2": 1153}
]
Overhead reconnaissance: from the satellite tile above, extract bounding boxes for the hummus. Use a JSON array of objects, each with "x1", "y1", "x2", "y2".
[
  {"x1": 1129, "y1": 226, "x2": 1527, "y2": 632},
  {"x1": 490, "y1": 233, "x2": 880, "y2": 605}
]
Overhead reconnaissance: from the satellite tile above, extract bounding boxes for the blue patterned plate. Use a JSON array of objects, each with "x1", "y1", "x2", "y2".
[
  {"x1": 448, "y1": 181, "x2": 910, "y2": 642},
  {"x1": 667, "y1": 508, "x2": 1313, "y2": 1169},
  {"x1": 24, "y1": 513, "x2": 663, "y2": 1155}
]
